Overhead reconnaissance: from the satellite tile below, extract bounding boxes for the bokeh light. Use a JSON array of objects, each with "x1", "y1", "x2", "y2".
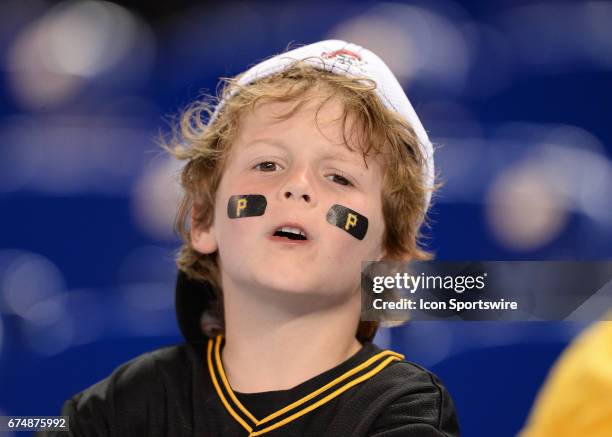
[
  {"x1": 486, "y1": 162, "x2": 570, "y2": 250},
  {"x1": 2, "y1": 253, "x2": 65, "y2": 319},
  {"x1": 7, "y1": 0, "x2": 155, "y2": 109},
  {"x1": 0, "y1": 115, "x2": 152, "y2": 195},
  {"x1": 131, "y1": 156, "x2": 183, "y2": 241}
]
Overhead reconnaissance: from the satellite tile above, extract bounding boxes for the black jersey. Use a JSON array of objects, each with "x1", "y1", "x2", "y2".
[{"x1": 36, "y1": 335, "x2": 459, "y2": 436}]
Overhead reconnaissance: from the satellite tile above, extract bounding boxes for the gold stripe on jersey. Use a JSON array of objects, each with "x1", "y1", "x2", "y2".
[
  {"x1": 206, "y1": 335, "x2": 405, "y2": 436},
  {"x1": 207, "y1": 339, "x2": 255, "y2": 432},
  {"x1": 213, "y1": 337, "x2": 259, "y2": 424},
  {"x1": 251, "y1": 355, "x2": 402, "y2": 436}
]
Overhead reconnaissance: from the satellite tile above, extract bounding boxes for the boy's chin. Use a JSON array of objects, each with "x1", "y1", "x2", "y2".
[
  {"x1": 251, "y1": 276, "x2": 358, "y2": 306},
  {"x1": 255, "y1": 277, "x2": 322, "y2": 296}
]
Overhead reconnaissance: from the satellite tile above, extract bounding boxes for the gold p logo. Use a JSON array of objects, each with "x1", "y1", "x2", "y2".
[
  {"x1": 228, "y1": 195, "x2": 266, "y2": 219},
  {"x1": 326, "y1": 204, "x2": 368, "y2": 240},
  {"x1": 236, "y1": 198, "x2": 247, "y2": 217},
  {"x1": 344, "y1": 213, "x2": 358, "y2": 230}
]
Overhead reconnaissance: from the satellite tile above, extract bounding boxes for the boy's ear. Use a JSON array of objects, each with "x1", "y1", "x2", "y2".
[{"x1": 190, "y1": 208, "x2": 218, "y2": 254}]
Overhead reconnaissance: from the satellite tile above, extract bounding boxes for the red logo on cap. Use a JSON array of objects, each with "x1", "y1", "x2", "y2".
[{"x1": 322, "y1": 49, "x2": 362, "y2": 62}]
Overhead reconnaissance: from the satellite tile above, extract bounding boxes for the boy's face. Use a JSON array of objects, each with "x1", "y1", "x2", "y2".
[{"x1": 192, "y1": 96, "x2": 386, "y2": 302}]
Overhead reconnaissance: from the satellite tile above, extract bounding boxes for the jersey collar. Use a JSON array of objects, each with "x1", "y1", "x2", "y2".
[{"x1": 205, "y1": 335, "x2": 404, "y2": 436}]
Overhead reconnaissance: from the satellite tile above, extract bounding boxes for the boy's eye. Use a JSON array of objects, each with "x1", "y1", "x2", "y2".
[
  {"x1": 329, "y1": 173, "x2": 353, "y2": 187},
  {"x1": 254, "y1": 161, "x2": 278, "y2": 172}
]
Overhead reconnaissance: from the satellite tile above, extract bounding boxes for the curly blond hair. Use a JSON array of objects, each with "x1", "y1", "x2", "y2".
[{"x1": 164, "y1": 60, "x2": 436, "y2": 342}]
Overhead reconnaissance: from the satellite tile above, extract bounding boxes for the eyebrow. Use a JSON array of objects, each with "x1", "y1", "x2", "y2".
[{"x1": 241, "y1": 139, "x2": 286, "y2": 150}]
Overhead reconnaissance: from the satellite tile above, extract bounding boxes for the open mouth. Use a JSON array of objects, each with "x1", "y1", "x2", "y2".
[{"x1": 273, "y1": 226, "x2": 308, "y2": 241}]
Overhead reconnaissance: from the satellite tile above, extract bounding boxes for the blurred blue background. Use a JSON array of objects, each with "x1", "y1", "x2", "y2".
[{"x1": 1, "y1": 1, "x2": 611, "y2": 436}]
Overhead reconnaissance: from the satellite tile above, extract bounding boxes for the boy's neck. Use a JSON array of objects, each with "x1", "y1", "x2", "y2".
[{"x1": 220, "y1": 278, "x2": 363, "y2": 393}]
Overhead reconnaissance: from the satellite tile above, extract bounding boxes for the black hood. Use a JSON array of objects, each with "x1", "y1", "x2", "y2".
[{"x1": 175, "y1": 270, "x2": 217, "y2": 343}]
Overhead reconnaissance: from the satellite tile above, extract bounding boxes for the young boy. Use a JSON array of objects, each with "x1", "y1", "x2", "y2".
[{"x1": 40, "y1": 40, "x2": 459, "y2": 436}]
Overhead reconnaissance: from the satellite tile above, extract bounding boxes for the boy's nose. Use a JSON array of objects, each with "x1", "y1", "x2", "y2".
[
  {"x1": 282, "y1": 181, "x2": 313, "y2": 203},
  {"x1": 279, "y1": 168, "x2": 316, "y2": 206},
  {"x1": 283, "y1": 189, "x2": 311, "y2": 203}
]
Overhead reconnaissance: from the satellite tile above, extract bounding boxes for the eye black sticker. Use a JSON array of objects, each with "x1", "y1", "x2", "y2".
[
  {"x1": 326, "y1": 204, "x2": 368, "y2": 240},
  {"x1": 227, "y1": 195, "x2": 267, "y2": 219}
]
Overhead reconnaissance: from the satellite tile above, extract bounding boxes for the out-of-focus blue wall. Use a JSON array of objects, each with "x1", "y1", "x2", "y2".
[{"x1": 1, "y1": 1, "x2": 611, "y2": 436}]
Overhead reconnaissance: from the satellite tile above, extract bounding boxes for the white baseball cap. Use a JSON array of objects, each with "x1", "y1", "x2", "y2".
[{"x1": 211, "y1": 39, "x2": 435, "y2": 211}]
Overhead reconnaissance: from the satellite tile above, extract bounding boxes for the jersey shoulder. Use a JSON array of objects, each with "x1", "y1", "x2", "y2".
[
  {"x1": 39, "y1": 343, "x2": 201, "y2": 437},
  {"x1": 344, "y1": 352, "x2": 460, "y2": 437},
  {"x1": 71, "y1": 342, "x2": 197, "y2": 407}
]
